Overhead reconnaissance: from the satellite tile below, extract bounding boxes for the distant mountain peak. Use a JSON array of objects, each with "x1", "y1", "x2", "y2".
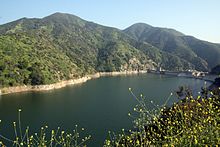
[
  {"x1": 124, "y1": 23, "x2": 184, "y2": 40},
  {"x1": 44, "y1": 12, "x2": 79, "y2": 19},
  {"x1": 129, "y1": 23, "x2": 153, "y2": 28},
  {"x1": 42, "y1": 12, "x2": 86, "y2": 26}
]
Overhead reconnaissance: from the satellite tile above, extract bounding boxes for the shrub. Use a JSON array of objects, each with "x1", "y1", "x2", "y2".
[{"x1": 105, "y1": 87, "x2": 220, "y2": 146}]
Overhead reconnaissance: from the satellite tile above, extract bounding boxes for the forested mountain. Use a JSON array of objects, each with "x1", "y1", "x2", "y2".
[
  {"x1": 0, "y1": 13, "x2": 219, "y2": 87},
  {"x1": 124, "y1": 23, "x2": 220, "y2": 70}
]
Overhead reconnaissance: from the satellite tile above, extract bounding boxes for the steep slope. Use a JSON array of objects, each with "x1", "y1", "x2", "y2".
[
  {"x1": 132, "y1": 42, "x2": 194, "y2": 71},
  {"x1": 0, "y1": 13, "x2": 219, "y2": 88},
  {"x1": 124, "y1": 23, "x2": 220, "y2": 71},
  {"x1": 181, "y1": 36, "x2": 220, "y2": 69},
  {"x1": 0, "y1": 13, "x2": 155, "y2": 87},
  {"x1": 0, "y1": 33, "x2": 80, "y2": 87}
]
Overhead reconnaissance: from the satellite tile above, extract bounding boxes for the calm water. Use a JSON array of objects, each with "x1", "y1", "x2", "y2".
[{"x1": 0, "y1": 74, "x2": 208, "y2": 146}]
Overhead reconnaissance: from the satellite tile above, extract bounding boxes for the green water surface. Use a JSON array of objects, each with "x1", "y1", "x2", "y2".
[{"x1": 0, "y1": 74, "x2": 208, "y2": 146}]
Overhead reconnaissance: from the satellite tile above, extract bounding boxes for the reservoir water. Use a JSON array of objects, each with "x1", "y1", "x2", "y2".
[{"x1": 0, "y1": 74, "x2": 209, "y2": 146}]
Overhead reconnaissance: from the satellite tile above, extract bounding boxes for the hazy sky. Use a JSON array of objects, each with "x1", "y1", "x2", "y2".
[{"x1": 0, "y1": 0, "x2": 219, "y2": 43}]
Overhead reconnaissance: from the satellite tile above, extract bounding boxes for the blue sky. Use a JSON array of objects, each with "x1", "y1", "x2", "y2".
[{"x1": 0, "y1": 0, "x2": 219, "y2": 43}]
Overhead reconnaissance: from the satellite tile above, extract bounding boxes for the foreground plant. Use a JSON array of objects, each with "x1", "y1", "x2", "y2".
[
  {"x1": 0, "y1": 109, "x2": 91, "y2": 147},
  {"x1": 105, "y1": 87, "x2": 220, "y2": 146}
]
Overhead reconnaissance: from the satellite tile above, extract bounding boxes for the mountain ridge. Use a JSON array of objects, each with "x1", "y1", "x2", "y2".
[
  {"x1": 124, "y1": 22, "x2": 220, "y2": 70},
  {"x1": 0, "y1": 12, "x2": 220, "y2": 87}
]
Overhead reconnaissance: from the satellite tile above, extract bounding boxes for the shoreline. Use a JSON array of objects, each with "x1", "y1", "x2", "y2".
[
  {"x1": 0, "y1": 71, "x2": 147, "y2": 96},
  {"x1": 1, "y1": 70, "x2": 216, "y2": 96}
]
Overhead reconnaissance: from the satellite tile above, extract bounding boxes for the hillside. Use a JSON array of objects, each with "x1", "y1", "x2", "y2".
[
  {"x1": 0, "y1": 13, "x2": 154, "y2": 87},
  {"x1": 124, "y1": 23, "x2": 220, "y2": 70},
  {"x1": 0, "y1": 13, "x2": 220, "y2": 87}
]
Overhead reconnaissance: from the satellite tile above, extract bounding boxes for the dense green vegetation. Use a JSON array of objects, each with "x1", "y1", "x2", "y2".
[
  {"x1": 0, "y1": 13, "x2": 220, "y2": 88},
  {"x1": 0, "y1": 34, "x2": 80, "y2": 87},
  {"x1": 124, "y1": 23, "x2": 220, "y2": 70},
  {"x1": 104, "y1": 87, "x2": 220, "y2": 146}
]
